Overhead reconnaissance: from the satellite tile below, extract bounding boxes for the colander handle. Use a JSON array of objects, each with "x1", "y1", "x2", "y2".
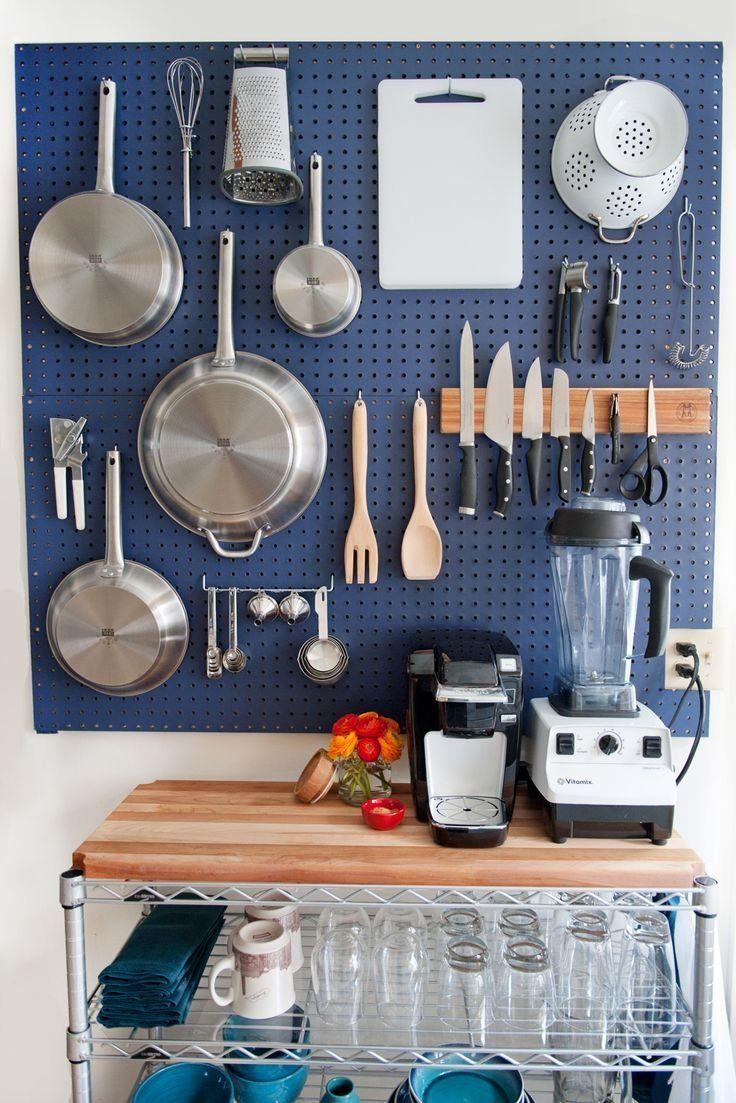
[
  {"x1": 603, "y1": 74, "x2": 637, "y2": 91},
  {"x1": 201, "y1": 525, "x2": 270, "y2": 558},
  {"x1": 589, "y1": 214, "x2": 648, "y2": 245}
]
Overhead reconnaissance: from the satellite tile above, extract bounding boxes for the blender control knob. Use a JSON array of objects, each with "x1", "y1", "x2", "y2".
[{"x1": 598, "y1": 732, "x2": 620, "y2": 756}]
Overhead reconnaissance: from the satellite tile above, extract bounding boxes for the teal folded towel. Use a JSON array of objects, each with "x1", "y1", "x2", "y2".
[{"x1": 98, "y1": 904, "x2": 225, "y2": 1027}]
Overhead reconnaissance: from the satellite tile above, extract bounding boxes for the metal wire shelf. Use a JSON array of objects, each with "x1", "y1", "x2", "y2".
[
  {"x1": 87, "y1": 911, "x2": 695, "y2": 1074},
  {"x1": 79, "y1": 880, "x2": 701, "y2": 911}
]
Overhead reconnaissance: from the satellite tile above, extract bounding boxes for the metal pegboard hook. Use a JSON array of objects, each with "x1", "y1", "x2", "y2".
[{"x1": 202, "y1": 573, "x2": 334, "y2": 595}]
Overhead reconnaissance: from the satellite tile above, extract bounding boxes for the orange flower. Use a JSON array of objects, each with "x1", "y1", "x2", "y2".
[
  {"x1": 378, "y1": 729, "x2": 403, "y2": 764},
  {"x1": 356, "y1": 711, "x2": 385, "y2": 738},
  {"x1": 328, "y1": 731, "x2": 358, "y2": 760},
  {"x1": 381, "y1": 715, "x2": 400, "y2": 734},
  {"x1": 332, "y1": 713, "x2": 359, "y2": 737}
]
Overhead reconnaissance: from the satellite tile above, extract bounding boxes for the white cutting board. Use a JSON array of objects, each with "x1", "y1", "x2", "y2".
[{"x1": 378, "y1": 77, "x2": 523, "y2": 290}]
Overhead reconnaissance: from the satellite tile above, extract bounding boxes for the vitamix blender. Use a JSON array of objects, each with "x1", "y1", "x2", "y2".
[{"x1": 523, "y1": 496, "x2": 676, "y2": 844}]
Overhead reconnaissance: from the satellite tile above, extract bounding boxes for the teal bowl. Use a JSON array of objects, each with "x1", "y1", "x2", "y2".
[
  {"x1": 228, "y1": 1063, "x2": 308, "y2": 1103},
  {"x1": 409, "y1": 1052, "x2": 532, "y2": 1103},
  {"x1": 133, "y1": 1063, "x2": 234, "y2": 1103},
  {"x1": 223, "y1": 1007, "x2": 310, "y2": 1083}
]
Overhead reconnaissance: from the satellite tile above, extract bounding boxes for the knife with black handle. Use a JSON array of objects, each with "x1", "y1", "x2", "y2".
[
  {"x1": 557, "y1": 434, "x2": 572, "y2": 503},
  {"x1": 551, "y1": 368, "x2": 571, "y2": 503},
  {"x1": 581, "y1": 438, "x2": 595, "y2": 496},
  {"x1": 580, "y1": 388, "x2": 596, "y2": 496},
  {"x1": 484, "y1": 342, "x2": 515, "y2": 520},
  {"x1": 526, "y1": 438, "x2": 542, "y2": 506},
  {"x1": 458, "y1": 320, "x2": 477, "y2": 516},
  {"x1": 522, "y1": 358, "x2": 543, "y2": 506},
  {"x1": 459, "y1": 443, "x2": 477, "y2": 516},
  {"x1": 494, "y1": 446, "x2": 514, "y2": 520}
]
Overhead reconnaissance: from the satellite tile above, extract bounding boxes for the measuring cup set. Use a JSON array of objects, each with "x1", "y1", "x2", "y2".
[{"x1": 205, "y1": 584, "x2": 348, "y2": 685}]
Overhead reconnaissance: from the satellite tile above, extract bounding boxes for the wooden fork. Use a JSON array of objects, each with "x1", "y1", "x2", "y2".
[{"x1": 344, "y1": 393, "x2": 379, "y2": 584}]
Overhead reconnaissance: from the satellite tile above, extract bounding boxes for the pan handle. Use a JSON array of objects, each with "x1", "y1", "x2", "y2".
[
  {"x1": 100, "y1": 450, "x2": 125, "y2": 578},
  {"x1": 95, "y1": 79, "x2": 116, "y2": 196},
  {"x1": 308, "y1": 153, "x2": 324, "y2": 247},
  {"x1": 201, "y1": 525, "x2": 270, "y2": 558},
  {"x1": 213, "y1": 230, "x2": 237, "y2": 365}
]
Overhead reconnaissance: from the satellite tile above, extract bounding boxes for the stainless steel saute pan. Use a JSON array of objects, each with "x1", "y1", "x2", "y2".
[
  {"x1": 29, "y1": 79, "x2": 183, "y2": 346},
  {"x1": 138, "y1": 230, "x2": 327, "y2": 558},
  {"x1": 46, "y1": 450, "x2": 189, "y2": 695}
]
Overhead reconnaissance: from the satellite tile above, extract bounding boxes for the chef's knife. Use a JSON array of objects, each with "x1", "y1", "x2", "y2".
[
  {"x1": 522, "y1": 358, "x2": 543, "y2": 505},
  {"x1": 483, "y1": 342, "x2": 515, "y2": 519},
  {"x1": 458, "y1": 320, "x2": 477, "y2": 517},
  {"x1": 550, "y1": 368, "x2": 571, "y2": 503},
  {"x1": 581, "y1": 388, "x2": 596, "y2": 496}
]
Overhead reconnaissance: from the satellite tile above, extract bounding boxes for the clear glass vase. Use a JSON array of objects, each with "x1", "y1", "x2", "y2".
[{"x1": 337, "y1": 759, "x2": 392, "y2": 805}]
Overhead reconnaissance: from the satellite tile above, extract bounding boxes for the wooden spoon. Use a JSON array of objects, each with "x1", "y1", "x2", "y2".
[{"x1": 401, "y1": 393, "x2": 443, "y2": 580}]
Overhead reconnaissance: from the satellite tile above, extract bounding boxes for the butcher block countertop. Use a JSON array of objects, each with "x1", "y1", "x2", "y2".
[{"x1": 72, "y1": 780, "x2": 704, "y2": 890}]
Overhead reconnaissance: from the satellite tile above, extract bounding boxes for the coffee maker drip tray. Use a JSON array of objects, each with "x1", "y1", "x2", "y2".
[{"x1": 429, "y1": 795, "x2": 507, "y2": 828}]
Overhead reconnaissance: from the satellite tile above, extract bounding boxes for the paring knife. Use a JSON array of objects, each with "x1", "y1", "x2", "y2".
[
  {"x1": 458, "y1": 320, "x2": 477, "y2": 516},
  {"x1": 483, "y1": 342, "x2": 515, "y2": 519},
  {"x1": 581, "y1": 388, "x2": 596, "y2": 496},
  {"x1": 522, "y1": 358, "x2": 543, "y2": 505},
  {"x1": 550, "y1": 368, "x2": 571, "y2": 503}
]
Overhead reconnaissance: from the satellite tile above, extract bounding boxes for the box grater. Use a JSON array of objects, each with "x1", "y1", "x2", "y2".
[{"x1": 220, "y1": 47, "x2": 302, "y2": 206}]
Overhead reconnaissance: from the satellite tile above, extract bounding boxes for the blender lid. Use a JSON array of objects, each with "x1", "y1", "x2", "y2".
[{"x1": 547, "y1": 495, "x2": 649, "y2": 546}]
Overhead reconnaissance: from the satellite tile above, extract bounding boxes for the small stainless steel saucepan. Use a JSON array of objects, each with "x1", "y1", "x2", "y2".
[{"x1": 272, "y1": 153, "x2": 361, "y2": 338}]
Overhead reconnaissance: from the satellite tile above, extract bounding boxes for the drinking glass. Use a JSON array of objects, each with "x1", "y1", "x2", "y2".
[
  {"x1": 373, "y1": 907, "x2": 428, "y2": 949},
  {"x1": 435, "y1": 908, "x2": 483, "y2": 961},
  {"x1": 550, "y1": 899, "x2": 610, "y2": 974},
  {"x1": 492, "y1": 936, "x2": 555, "y2": 1049},
  {"x1": 316, "y1": 906, "x2": 372, "y2": 947},
  {"x1": 490, "y1": 907, "x2": 541, "y2": 970},
  {"x1": 373, "y1": 931, "x2": 429, "y2": 1027},
  {"x1": 617, "y1": 910, "x2": 677, "y2": 1048},
  {"x1": 311, "y1": 929, "x2": 367, "y2": 1025},
  {"x1": 436, "y1": 934, "x2": 492, "y2": 1038},
  {"x1": 554, "y1": 911, "x2": 616, "y2": 1103}
]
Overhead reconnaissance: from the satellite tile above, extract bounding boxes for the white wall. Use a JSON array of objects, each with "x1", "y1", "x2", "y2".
[{"x1": 2, "y1": 2, "x2": 735, "y2": 1101}]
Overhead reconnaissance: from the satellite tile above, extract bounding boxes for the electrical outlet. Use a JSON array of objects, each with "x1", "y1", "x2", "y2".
[{"x1": 664, "y1": 628, "x2": 729, "y2": 690}]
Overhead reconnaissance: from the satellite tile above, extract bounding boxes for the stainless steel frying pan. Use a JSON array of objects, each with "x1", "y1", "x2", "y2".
[
  {"x1": 46, "y1": 450, "x2": 189, "y2": 695},
  {"x1": 29, "y1": 80, "x2": 183, "y2": 346},
  {"x1": 138, "y1": 230, "x2": 327, "y2": 558}
]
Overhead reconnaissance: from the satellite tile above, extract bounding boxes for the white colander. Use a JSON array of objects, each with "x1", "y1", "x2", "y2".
[{"x1": 551, "y1": 76, "x2": 687, "y2": 244}]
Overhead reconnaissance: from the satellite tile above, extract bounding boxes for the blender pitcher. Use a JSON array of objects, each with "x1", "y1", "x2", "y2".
[{"x1": 547, "y1": 497, "x2": 673, "y2": 716}]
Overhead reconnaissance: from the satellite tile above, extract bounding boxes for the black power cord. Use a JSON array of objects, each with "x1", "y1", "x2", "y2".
[{"x1": 668, "y1": 642, "x2": 707, "y2": 786}]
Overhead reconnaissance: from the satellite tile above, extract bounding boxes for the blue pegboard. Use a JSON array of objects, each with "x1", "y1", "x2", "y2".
[{"x1": 16, "y1": 42, "x2": 719, "y2": 733}]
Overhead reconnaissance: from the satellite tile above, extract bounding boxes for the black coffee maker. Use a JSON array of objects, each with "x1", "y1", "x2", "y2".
[{"x1": 407, "y1": 632, "x2": 523, "y2": 847}]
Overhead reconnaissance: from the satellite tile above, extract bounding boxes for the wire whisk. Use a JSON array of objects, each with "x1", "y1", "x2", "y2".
[
  {"x1": 166, "y1": 57, "x2": 204, "y2": 228},
  {"x1": 667, "y1": 196, "x2": 713, "y2": 370}
]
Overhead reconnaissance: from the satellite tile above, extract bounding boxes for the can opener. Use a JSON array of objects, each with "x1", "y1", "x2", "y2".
[{"x1": 50, "y1": 417, "x2": 87, "y2": 530}]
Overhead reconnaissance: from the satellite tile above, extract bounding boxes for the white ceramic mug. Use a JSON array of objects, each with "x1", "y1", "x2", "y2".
[
  {"x1": 245, "y1": 897, "x2": 303, "y2": 972},
  {"x1": 209, "y1": 920, "x2": 295, "y2": 1019}
]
